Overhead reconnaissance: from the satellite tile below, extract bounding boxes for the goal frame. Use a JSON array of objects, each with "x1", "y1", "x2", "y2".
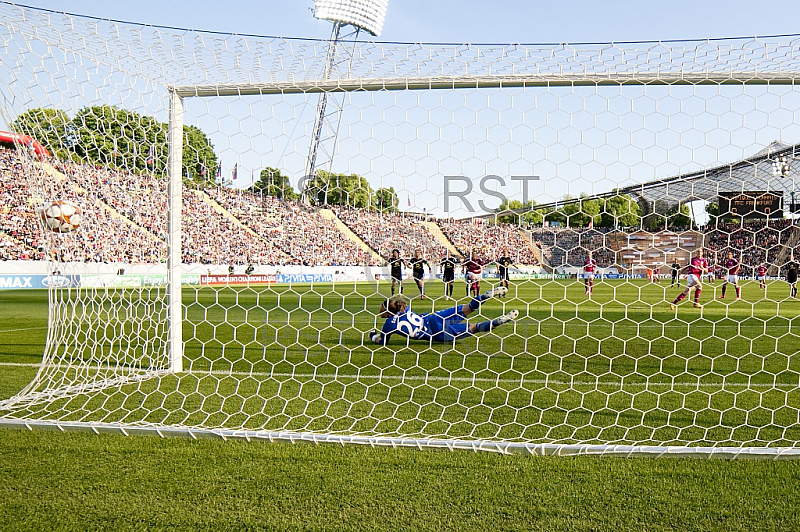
[
  {"x1": 3, "y1": 25, "x2": 800, "y2": 455},
  {"x1": 21, "y1": 75, "x2": 793, "y2": 458}
]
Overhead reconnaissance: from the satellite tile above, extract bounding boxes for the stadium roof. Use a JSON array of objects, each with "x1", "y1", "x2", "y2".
[{"x1": 477, "y1": 140, "x2": 800, "y2": 220}]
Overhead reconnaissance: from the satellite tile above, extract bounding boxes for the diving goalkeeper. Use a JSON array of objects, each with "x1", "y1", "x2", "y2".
[{"x1": 369, "y1": 286, "x2": 518, "y2": 345}]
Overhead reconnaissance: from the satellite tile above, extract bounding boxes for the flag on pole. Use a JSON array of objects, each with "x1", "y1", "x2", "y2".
[
  {"x1": 588, "y1": 219, "x2": 593, "y2": 229},
  {"x1": 146, "y1": 144, "x2": 155, "y2": 166},
  {"x1": 200, "y1": 163, "x2": 206, "y2": 176},
  {"x1": 216, "y1": 161, "x2": 222, "y2": 180},
  {"x1": 407, "y1": 194, "x2": 411, "y2": 207},
  {"x1": 232, "y1": 163, "x2": 238, "y2": 181}
]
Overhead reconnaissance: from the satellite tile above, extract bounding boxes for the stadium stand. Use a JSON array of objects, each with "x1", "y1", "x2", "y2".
[
  {"x1": 9, "y1": 144, "x2": 800, "y2": 273},
  {"x1": 438, "y1": 218, "x2": 540, "y2": 265},
  {"x1": 705, "y1": 219, "x2": 797, "y2": 276},
  {"x1": 332, "y1": 207, "x2": 451, "y2": 263}
]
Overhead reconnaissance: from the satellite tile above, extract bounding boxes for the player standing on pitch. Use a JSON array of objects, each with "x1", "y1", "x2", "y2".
[
  {"x1": 439, "y1": 252, "x2": 459, "y2": 299},
  {"x1": 388, "y1": 249, "x2": 406, "y2": 296},
  {"x1": 670, "y1": 260, "x2": 681, "y2": 287},
  {"x1": 408, "y1": 249, "x2": 431, "y2": 299},
  {"x1": 463, "y1": 250, "x2": 484, "y2": 297},
  {"x1": 756, "y1": 264, "x2": 768, "y2": 290},
  {"x1": 369, "y1": 287, "x2": 518, "y2": 346},
  {"x1": 785, "y1": 254, "x2": 799, "y2": 298},
  {"x1": 670, "y1": 249, "x2": 709, "y2": 309},
  {"x1": 583, "y1": 251, "x2": 598, "y2": 298},
  {"x1": 495, "y1": 249, "x2": 514, "y2": 298},
  {"x1": 718, "y1": 251, "x2": 741, "y2": 300}
]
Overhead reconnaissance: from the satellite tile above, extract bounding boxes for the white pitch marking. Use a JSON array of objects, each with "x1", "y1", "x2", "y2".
[{"x1": 1, "y1": 362, "x2": 797, "y2": 389}]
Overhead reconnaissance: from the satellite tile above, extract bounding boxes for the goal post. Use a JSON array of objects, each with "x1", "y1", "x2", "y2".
[
  {"x1": 3, "y1": 3, "x2": 800, "y2": 457},
  {"x1": 167, "y1": 89, "x2": 184, "y2": 374}
]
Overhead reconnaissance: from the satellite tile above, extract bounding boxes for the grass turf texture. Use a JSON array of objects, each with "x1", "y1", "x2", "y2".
[
  {"x1": 1, "y1": 283, "x2": 800, "y2": 530},
  {"x1": 3, "y1": 278, "x2": 800, "y2": 446}
]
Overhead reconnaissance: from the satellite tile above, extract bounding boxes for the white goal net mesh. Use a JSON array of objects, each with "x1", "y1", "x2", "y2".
[{"x1": 2, "y1": 3, "x2": 800, "y2": 455}]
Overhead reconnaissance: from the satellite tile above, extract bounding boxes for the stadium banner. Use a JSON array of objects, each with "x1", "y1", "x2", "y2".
[
  {"x1": 202, "y1": 274, "x2": 276, "y2": 286},
  {"x1": 0, "y1": 274, "x2": 81, "y2": 290},
  {"x1": 276, "y1": 273, "x2": 333, "y2": 283},
  {"x1": 82, "y1": 274, "x2": 202, "y2": 288},
  {"x1": 509, "y1": 273, "x2": 572, "y2": 280}
]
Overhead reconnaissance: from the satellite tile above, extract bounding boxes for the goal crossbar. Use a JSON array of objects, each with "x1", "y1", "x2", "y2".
[{"x1": 173, "y1": 72, "x2": 800, "y2": 97}]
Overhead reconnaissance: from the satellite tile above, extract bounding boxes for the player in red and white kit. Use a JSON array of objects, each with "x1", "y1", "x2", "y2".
[
  {"x1": 670, "y1": 249, "x2": 709, "y2": 309},
  {"x1": 463, "y1": 250, "x2": 485, "y2": 298},
  {"x1": 583, "y1": 251, "x2": 598, "y2": 298},
  {"x1": 756, "y1": 264, "x2": 767, "y2": 290},
  {"x1": 718, "y1": 251, "x2": 741, "y2": 300}
]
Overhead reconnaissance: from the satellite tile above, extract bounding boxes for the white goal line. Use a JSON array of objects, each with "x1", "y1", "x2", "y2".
[{"x1": 1, "y1": 362, "x2": 796, "y2": 389}]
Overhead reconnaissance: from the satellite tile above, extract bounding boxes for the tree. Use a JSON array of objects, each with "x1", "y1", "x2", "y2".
[
  {"x1": 559, "y1": 196, "x2": 585, "y2": 227},
  {"x1": 666, "y1": 203, "x2": 692, "y2": 230},
  {"x1": 578, "y1": 195, "x2": 602, "y2": 227},
  {"x1": 705, "y1": 201, "x2": 719, "y2": 228},
  {"x1": 72, "y1": 105, "x2": 166, "y2": 171},
  {"x1": 10, "y1": 108, "x2": 72, "y2": 159},
  {"x1": 523, "y1": 208, "x2": 544, "y2": 226},
  {"x1": 253, "y1": 167, "x2": 298, "y2": 200},
  {"x1": 600, "y1": 192, "x2": 642, "y2": 228},
  {"x1": 543, "y1": 203, "x2": 566, "y2": 226},
  {"x1": 12, "y1": 105, "x2": 217, "y2": 185},
  {"x1": 494, "y1": 199, "x2": 533, "y2": 225},
  {"x1": 183, "y1": 125, "x2": 217, "y2": 185},
  {"x1": 306, "y1": 170, "x2": 372, "y2": 208},
  {"x1": 373, "y1": 187, "x2": 398, "y2": 211}
]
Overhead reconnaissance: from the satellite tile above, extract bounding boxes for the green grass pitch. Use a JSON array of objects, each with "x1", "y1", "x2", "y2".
[
  {"x1": 2, "y1": 280, "x2": 800, "y2": 530},
  {"x1": 4, "y1": 278, "x2": 800, "y2": 446}
]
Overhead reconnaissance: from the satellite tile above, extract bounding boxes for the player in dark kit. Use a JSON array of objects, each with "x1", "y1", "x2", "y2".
[
  {"x1": 786, "y1": 255, "x2": 799, "y2": 298},
  {"x1": 439, "y1": 253, "x2": 459, "y2": 299},
  {"x1": 388, "y1": 249, "x2": 406, "y2": 296},
  {"x1": 495, "y1": 249, "x2": 514, "y2": 298},
  {"x1": 670, "y1": 261, "x2": 680, "y2": 287},
  {"x1": 408, "y1": 249, "x2": 431, "y2": 299}
]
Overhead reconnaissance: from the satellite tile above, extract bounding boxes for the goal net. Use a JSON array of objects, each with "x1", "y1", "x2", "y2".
[{"x1": 2, "y1": 3, "x2": 800, "y2": 457}]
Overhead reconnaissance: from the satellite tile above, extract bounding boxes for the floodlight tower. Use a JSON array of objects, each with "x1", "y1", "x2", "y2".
[{"x1": 303, "y1": 0, "x2": 389, "y2": 204}]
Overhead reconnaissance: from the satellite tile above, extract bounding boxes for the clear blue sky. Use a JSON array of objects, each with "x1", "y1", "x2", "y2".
[{"x1": 14, "y1": 0, "x2": 800, "y2": 45}]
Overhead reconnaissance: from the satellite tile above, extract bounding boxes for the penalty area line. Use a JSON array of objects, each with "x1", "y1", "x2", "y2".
[
  {"x1": 0, "y1": 326, "x2": 48, "y2": 334},
  {"x1": 1, "y1": 362, "x2": 797, "y2": 389}
]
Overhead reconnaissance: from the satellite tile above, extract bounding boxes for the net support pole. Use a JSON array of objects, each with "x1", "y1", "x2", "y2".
[{"x1": 167, "y1": 89, "x2": 184, "y2": 373}]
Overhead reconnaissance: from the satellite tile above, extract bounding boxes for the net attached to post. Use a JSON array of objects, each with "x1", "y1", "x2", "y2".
[{"x1": 2, "y1": 3, "x2": 800, "y2": 457}]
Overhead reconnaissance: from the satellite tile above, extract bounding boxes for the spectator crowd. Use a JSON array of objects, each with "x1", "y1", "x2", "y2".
[{"x1": 3, "y1": 146, "x2": 799, "y2": 273}]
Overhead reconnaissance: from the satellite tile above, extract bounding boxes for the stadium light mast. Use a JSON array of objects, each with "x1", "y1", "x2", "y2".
[
  {"x1": 302, "y1": 0, "x2": 389, "y2": 204},
  {"x1": 772, "y1": 155, "x2": 796, "y2": 221}
]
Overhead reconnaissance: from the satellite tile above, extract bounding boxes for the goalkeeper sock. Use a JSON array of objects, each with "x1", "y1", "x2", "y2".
[
  {"x1": 474, "y1": 320, "x2": 493, "y2": 332},
  {"x1": 468, "y1": 290, "x2": 494, "y2": 310},
  {"x1": 475, "y1": 316, "x2": 508, "y2": 333}
]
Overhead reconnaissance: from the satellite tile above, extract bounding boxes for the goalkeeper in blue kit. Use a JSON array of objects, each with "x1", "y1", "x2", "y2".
[{"x1": 370, "y1": 286, "x2": 518, "y2": 345}]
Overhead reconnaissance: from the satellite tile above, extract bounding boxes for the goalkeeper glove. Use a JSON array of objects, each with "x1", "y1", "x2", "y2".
[{"x1": 369, "y1": 331, "x2": 382, "y2": 344}]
